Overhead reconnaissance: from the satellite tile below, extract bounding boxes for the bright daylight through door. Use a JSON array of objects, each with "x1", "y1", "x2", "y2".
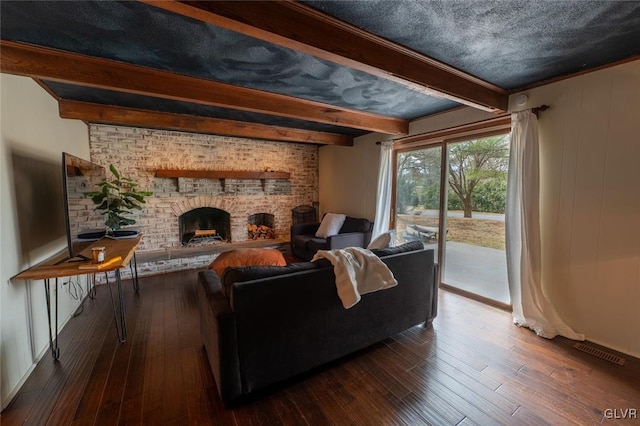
[{"x1": 395, "y1": 133, "x2": 510, "y2": 305}]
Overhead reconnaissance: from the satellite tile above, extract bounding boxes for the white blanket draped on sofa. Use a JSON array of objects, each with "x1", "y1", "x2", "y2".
[{"x1": 312, "y1": 247, "x2": 398, "y2": 308}]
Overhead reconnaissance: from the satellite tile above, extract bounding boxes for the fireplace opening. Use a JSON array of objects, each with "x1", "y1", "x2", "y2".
[
  {"x1": 247, "y1": 213, "x2": 275, "y2": 239},
  {"x1": 179, "y1": 207, "x2": 231, "y2": 246}
]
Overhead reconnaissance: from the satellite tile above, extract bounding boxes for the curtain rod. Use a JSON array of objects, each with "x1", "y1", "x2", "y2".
[{"x1": 532, "y1": 104, "x2": 549, "y2": 117}]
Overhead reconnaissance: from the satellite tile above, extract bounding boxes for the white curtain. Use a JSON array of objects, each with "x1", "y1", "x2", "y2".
[
  {"x1": 371, "y1": 140, "x2": 394, "y2": 240},
  {"x1": 506, "y1": 111, "x2": 584, "y2": 340}
]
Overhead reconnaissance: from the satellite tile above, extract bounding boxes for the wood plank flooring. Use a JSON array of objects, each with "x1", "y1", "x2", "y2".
[{"x1": 2, "y1": 270, "x2": 639, "y2": 425}]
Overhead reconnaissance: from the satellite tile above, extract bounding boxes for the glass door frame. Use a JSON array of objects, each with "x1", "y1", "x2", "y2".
[{"x1": 391, "y1": 115, "x2": 512, "y2": 291}]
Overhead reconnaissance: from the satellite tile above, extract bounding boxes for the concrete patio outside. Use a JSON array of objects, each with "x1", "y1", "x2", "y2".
[{"x1": 439, "y1": 241, "x2": 510, "y2": 305}]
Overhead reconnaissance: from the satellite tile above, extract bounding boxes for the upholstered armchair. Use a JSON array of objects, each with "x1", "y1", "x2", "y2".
[{"x1": 290, "y1": 215, "x2": 373, "y2": 261}]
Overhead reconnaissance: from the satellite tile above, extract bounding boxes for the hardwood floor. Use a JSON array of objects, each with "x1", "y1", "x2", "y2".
[{"x1": 2, "y1": 270, "x2": 638, "y2": 425}]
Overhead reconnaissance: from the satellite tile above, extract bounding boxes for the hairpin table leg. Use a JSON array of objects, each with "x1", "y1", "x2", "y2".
[
  {"x1": 87, "y1": 273, "x2": 97, "y2": 299},
  {"x1": 44, "y1": 278, "x2": 60, "y2": 360},
  {"x1": 130, "y1": 251, "x2": 140, "y2": 293},
  {"x1": 106, "y1": 270, "x2": 128, "y2": 343}
]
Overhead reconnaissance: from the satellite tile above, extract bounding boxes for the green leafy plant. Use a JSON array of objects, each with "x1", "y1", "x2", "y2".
[{"x1": 85, "y1": 164, "x2": 153, "y2": 232}]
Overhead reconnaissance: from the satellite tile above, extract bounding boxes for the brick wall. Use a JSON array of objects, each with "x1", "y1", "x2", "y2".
[
  {"x1": 86, "y1": 125, "x2": 318, "y2": 275},
  {"x1": 65, "y1": 157, "x2": 107, "y2": 241}
]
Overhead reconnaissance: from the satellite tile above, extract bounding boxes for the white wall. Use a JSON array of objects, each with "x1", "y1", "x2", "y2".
[
  {"x1": 0, "y1": 74, "x2": 90, "y2": 408},
  {"x1": 319, "y1": 60, "x2": 640, "y2": 357},
  {"x1": 513, "y1": 60, "x2": 640, "y2": 358},
  {"x1": 408, "y1": 107, "x2": 499, "y2": 136},
  {"x1": 318, "y1": 132, "x2": 383, "y2": 220}
]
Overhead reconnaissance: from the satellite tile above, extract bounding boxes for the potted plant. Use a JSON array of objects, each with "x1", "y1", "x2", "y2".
[{"x1": 85, "y1": 164, "x2": 152, "y2": 234}]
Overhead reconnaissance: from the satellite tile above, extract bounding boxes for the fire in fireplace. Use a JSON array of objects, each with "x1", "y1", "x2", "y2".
[
  {"x1": 247, "y1": 213, "x2": 275, "y2": 239},
  {"x1": 179, "y1": 207, "x2": 231, "y2": 246}
]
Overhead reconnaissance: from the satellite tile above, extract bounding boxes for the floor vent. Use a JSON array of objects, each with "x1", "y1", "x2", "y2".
[{"x1": 573, "y1": 343, "x2": 626, "y2": 366}]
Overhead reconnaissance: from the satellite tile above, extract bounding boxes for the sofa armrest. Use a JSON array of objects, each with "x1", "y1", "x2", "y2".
[
  {"x1": 291, "y1": 222, "x2": 320, "y2": 237},
  {"x1": 197, "y1": 270, "x2": 242, "y2": 406},
  {"x1": 326, "y1": 232, "x2": 367, "y2": 249}
]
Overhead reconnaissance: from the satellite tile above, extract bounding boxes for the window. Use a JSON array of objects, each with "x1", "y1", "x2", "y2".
[{"x1": 393, "y1": 117, "x2": 511, "y2": 306}]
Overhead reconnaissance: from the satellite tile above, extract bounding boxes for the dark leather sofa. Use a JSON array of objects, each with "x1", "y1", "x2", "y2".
[
  {"x1": 290, "y1": 215, "x2": 373, "y2": 261},
  {"x1": 197, "y1": 241, "x2": 438, "y2": 406}
]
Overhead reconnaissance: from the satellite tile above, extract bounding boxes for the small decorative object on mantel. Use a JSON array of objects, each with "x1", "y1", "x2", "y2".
[{"x1": 85, "y1": 164, "x2": 153, "y2": 235}]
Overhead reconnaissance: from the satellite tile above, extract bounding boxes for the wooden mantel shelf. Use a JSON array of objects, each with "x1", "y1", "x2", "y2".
[{"x1": 155, "y1": 169, "x2": 290, "y2": 180}]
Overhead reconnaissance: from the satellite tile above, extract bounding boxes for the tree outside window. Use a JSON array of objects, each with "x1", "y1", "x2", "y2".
[{"x1": 396, "y1": 134, "x2": 510, "y2": 218}]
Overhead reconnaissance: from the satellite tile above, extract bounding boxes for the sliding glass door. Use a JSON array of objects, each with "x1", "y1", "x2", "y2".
[
  {"x1": 393, "y1": 132, "x2": 510, "y2": 305},
  {"x1": 442, "y1": 134, "x2": 510, "y2": 304}
]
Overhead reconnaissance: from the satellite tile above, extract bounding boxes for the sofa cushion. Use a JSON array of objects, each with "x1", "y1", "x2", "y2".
[
  {"x1": 340, "y1": 216, "x2": 371, "y2": 233},
  {"x1": 371, "y1": 241, "x2": 424, "y2": 257},
  {"x1": 209, "y1": 248, "x2": 286, "y2": 278},
  {"x1": 221, "y1": 261, "x2": 330, "y2": 299},
  {"x1": 315, "y1": 213, "x2": 346, "y2": 238}
]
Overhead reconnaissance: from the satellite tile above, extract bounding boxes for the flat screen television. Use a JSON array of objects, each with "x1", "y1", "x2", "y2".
[
  {"x1": 11, "y1": 150, "x2": 67, "y2": 260},
  {"x1": 61, "y1": 152, "x2": 107, "y2": 260}
]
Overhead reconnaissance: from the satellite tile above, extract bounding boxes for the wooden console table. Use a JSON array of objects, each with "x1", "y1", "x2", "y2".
[{"x1": 14, "y1": 235, "x2": 142, "y2": 360}]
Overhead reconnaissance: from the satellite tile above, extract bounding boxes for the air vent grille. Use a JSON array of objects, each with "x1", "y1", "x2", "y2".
[{"x1": 573, "y1": 343, "x2": 626, "y2": 366}]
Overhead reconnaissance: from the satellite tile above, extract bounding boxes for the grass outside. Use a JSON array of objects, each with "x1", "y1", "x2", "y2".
[{"x1": 397, "y1": 211, "x2": 506, "y2": 250}]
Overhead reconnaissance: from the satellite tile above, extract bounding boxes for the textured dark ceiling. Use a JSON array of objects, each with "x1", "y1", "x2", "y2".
[
  {"x1": 306, "y1": 0, "x2": 640, "y2": 90},
  {"x1": 1, "y1": 1, "x2": 454, "y2": 119},
  {"x1": 1, "y1": 1, "x2": 639, "y2": 144}
]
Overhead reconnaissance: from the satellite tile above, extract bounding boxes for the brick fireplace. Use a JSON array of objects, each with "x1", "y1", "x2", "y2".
[
  {"x1": 179, "y1": 207, "x2": 230, "y2": 245},
  {"x1": 87, "y1": 124, "x2": 319, "y2": 275}
]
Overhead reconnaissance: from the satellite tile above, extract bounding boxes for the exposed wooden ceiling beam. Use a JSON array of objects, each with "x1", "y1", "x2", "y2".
[
  {"x1": 0, "y1": 40, "x2": 407, "y2": 135},
  {"x1": 144, "y1": 0, "x2": 508, "y2": 112},
  {"x1": 58, "y1": 100, "x2": 353, "y2": 146}
]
